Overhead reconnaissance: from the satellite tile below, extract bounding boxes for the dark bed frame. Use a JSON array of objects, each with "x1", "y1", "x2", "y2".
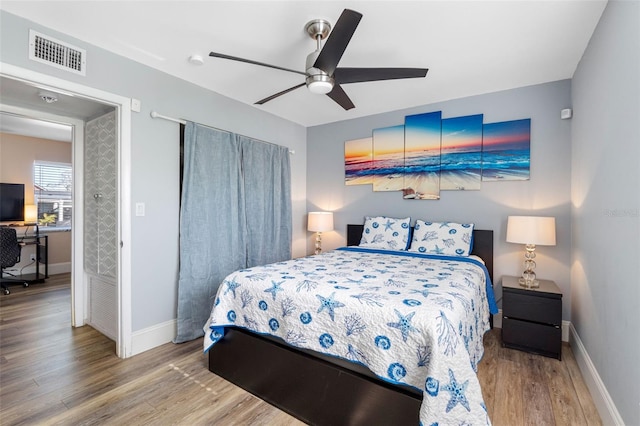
[{"x1": 208, "y1": 225, "x2": 493, "y2": 425}]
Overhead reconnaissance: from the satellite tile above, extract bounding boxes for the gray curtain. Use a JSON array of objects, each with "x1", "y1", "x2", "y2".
[
  {"x1": 175, "y1": 122, "x2": 292, "y2": 343},
  {"x1": 240, "y1": 136, "x2": 292, "y2": 267}
]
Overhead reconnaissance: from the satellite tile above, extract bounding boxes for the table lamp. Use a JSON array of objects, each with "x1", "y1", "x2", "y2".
[
  {"x1": 24, "y1": 204, "x2": 38, "y2": 225},
  {"x1": 307, "y1": 211, "x2": 333, "y2": 255},
  {"x1": 506, "y1": 216, "x2": 556, "y2": 288},
  {"x1": 24, "y1": 204, "x2": 39, "y2": 235}
]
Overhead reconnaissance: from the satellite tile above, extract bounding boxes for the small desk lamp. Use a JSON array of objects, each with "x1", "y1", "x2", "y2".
[
  {"x1": 506, "y1": 216, "x2": 556, "y2": 288},
  {"x1": 24, "y1": 204, "x2": 39, "y2": 234},
  {"x1": 307, "y1": 211, "x2": 334, "y2": 255}
]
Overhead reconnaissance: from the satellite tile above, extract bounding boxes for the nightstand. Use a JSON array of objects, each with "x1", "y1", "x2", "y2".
[{"x1": 501, "y1": 275, "x2": 562, "y2": 360}]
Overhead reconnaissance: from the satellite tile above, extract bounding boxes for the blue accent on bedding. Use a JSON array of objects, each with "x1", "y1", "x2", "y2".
[
  {"x1": 204, "y1": 248, "x2": 494, "y2": 425},
  {"x1": 338, "y1": 246, "x2": 498, "y2": 314}
]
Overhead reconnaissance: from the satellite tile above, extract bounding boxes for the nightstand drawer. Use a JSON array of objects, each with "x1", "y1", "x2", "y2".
[
  {"x1": 503, "y1": 290, "x2": 561, "y2": 325},
  {"x1": 502, "y1": 317, "x2": 561, "y2": 359}
]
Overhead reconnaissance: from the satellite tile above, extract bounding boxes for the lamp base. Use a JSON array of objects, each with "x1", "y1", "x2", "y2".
[
  {"x1": 518, "y1": 277, "x2": 539, "y2": 288},
  {"x1": 314, "y1": 232, "x2": 322, "y2": 255},
  {"x1": 519, "y1": 244, "x2": 539, "y2": 288}
]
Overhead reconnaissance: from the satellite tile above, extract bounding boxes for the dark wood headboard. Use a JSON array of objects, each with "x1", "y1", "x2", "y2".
[{"x1": 346, "y1": 224, "x2": 494, "y2": 283}]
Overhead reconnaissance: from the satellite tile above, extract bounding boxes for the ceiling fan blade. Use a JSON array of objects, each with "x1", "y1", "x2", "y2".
[
  {"x1": 255, "y1": 83, "x2": 306, "y2": 105},
  {"x1": 313, "y1": 9, "x2": 362, "y2": 76},
  {"x1": 326, "y1": 84, "x2": 355, "y2": 110},
  {"x1": 334, "y1": 67, "x2": 429, "y2": 84},
  {"x1": 209, "y1": 52, "x2": 307, "y2": 76}
]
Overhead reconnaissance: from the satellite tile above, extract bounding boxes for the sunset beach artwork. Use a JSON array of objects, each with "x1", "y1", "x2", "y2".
[
  {"x1": 344, "y1": 137, "x2": 373, "y2": 185},
  {"x1": 440, "y1": 114, "x2": 484, "y2": 190},
  {"x1": 482, "y1": 118, "x2": 531, "y2": 181},
  {"x1": 372, "y1": 125, "x2": 405, "y2": 192},
  {"x1": 403, "y1": 111, "x2": 442, "y2": 199},
  {"x1": 343, "y1": 108, "x2": 533, "y2": 201}
]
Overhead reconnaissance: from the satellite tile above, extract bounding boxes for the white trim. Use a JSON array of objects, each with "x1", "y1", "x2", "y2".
[
  {"x1": 72, "y1": 106, "x2": 85, "y2": 329},
  {"x1": 493, "y1": 309, "x2": 503, "y2": 329},
  {"x1": 491, "y1": 310, "x2": 570, "y2": 342},
  {"x1": 130, "y1": 319, "x2": 177, "y2": 356},
  {"x1": 18, "y1": 262, "x2": 71, "y2": 276},
  {"x1": 569, "y1": 324, "x2": 624, "y2": 425},
  {"x1": 0, "y1": 62, "x2": 133, "y2": 359},
  {"x1": 48, "y1": 262, "x2": 71, "y2": 275},
  {"x1": 118, "y1": 100, "x2": 133, "y2": 358}
]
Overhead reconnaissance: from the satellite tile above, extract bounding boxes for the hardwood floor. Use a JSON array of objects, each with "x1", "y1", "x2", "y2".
[{"x1": 0, "y1": 274, "x2": 601, "y2": 425}]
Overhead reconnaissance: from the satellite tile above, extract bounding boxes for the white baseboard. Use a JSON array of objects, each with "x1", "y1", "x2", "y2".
[
  {"x1": 48, "y1": 262, "x2": 71, "y2": 275},
  {"x1": 569, "y1": 324, "x2": 624, "y2": 425},
  {"x1": 14, "y1": 262, "x2": 71, "y2": 276},
  {"x1": 491, "y1": 310, "x2": 569, "y2": 342},
  {"x1": 493, "y1": 310, "x2": 503, "y2": 329},
  {"x1": 130, "y1": 319, "x2": 176, "y2": 356}
]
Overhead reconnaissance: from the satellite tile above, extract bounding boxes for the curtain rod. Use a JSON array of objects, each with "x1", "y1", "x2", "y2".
[
  {"x1": 150, "y1": 110, "x2": 295, "y2": 154},
  {"x1": 150, "y1": 110, "x2": 186, "y2": 124}
]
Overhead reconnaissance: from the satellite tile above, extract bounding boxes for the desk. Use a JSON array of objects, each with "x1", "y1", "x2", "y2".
[{"x1": 19, "y1": 233, "x2": 48, "y2": 283}]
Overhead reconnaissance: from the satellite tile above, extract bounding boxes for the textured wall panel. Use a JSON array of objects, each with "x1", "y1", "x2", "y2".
[{"x1": 84, "y1": 110, "x2": 117, "y2": 278}]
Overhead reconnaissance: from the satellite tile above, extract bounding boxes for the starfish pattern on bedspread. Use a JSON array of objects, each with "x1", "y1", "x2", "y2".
[
  {"x1": 387, "y1": 309, "x2": 418, "y2": 342},
  {"x1": 204, "y1": 247, "x2": 496, "y2": 426},
  {"x1": 442, "y1": 368, "x2": 471, "y2": 413},
  {"x1": 224, "y1": 278, "x2": 241, "y2": 298},
  {"x1": 264, "y1": 280, "x2": 284, "y2": 300},
  {"x1": 316, "y1": 291, "x2": 345, "y2": 321}
]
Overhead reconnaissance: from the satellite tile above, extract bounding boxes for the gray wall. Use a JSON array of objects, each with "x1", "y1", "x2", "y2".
[
  {"x1": 0, "y1": 11, "x2": 308, "y2": 332},
  {"x1": 571, "y1": 1, "x2": 639, "y2": 424},
  {"x1": 307, "y1": 80, "x2": 573, "y2": 318}
]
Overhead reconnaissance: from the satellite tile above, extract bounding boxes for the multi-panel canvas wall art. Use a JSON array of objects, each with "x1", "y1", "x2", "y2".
[
  {"x1": 404, "y1": 111, "x2": 442, "y2": 199},
  {"x1": 372, "y1": 125, "x2": 405, "y2": 192},
  {"x1": 440, "y1": 114, "x2": 483, "y2": 191},
  {"x1": 344, "y1": 110, "x2": 531, "y2": 200},
  {"x1": 345, "y1": 137, "x2": 373, "y2": 185},
  {"x1": 482, "y1": 118, "x2": 531, "y2": 181}
]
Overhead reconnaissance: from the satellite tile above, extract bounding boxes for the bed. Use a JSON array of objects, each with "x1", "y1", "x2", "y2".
[{"x1": 204, "y1": 221, "x2": 497, "y2": 425}]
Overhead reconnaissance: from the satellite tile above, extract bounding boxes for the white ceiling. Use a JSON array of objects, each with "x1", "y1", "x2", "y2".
[
  {"x1": 0, "y1": 1, "x2": 607, "y2": 127},
  {"x1": 0, "y1": 76, "x2": 114, "y2": 142},
  {"x1": 0, "y1": 113, "x2": 73, "y2": 142}
]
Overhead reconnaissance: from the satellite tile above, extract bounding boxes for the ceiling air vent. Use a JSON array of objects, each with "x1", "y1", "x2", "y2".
[{"x1": 29, "y1": 30, "x2": 86, "y2": 76}]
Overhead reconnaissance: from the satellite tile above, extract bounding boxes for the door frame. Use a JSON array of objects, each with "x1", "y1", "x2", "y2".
[{"x1": 1, "y1": 63, "x2": 133, "y2": 358}]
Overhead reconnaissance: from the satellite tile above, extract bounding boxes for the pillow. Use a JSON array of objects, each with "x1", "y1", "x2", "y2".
[
  {"x1": 359, "y1": 216, "x2": 411, "y2": 251},
  {"x1": 408, "y1": 220, "x2": 474, "y2": 256}
]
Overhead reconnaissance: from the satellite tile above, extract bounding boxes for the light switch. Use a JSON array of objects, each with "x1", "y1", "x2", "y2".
[{"x1": 135, "y1": 202, "x2": 145, "y2": 216}]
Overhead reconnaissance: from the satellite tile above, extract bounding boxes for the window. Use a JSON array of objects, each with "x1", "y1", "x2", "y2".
[{"x1": 34, "y1": 161, "x2": 72, "y2": 228}]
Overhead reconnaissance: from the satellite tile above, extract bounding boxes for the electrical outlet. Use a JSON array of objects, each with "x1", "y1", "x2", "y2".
[{"x1": 30, "y1": 253, "x2": 36, "y2": 261}]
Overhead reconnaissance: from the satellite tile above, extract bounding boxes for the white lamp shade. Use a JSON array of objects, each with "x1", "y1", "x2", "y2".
[
  {"x1": 24, "y1": 204, "x2": 38, "y2": 223},
  {"x1": 307, "y1": 211, "x2": 334, "y2": 232},
  {"x1": 506, "y1": 216, "x2": 556, "y2": 246}
]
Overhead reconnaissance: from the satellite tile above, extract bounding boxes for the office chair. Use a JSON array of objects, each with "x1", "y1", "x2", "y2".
[{"x1": 1, "y1": 227, "x2": 28, "y2": 295}]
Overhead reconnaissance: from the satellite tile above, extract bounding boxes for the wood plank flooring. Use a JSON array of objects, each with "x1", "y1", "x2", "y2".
[{"x1": 0, "y1": 274, "x2": 601, "y2": 425}]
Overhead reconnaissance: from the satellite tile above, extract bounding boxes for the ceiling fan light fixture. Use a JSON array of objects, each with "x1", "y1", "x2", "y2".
[{"x1": 306, "y1": 74, "x2": 334, "y2": 94}]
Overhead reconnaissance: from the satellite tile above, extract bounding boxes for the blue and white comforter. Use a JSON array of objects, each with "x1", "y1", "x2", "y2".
[{"x1": 204, "y1": 247, "x2": 498, "y2": 425}]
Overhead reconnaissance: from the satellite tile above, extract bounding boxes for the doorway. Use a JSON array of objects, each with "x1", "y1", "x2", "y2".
[{"x1": 0, "y1": 63, "x2": 133, "y2": 358}]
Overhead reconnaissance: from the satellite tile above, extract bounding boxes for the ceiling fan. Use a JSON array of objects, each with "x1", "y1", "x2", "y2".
[{"x1": 209, "y1": 9, "x2": 429, "y2": 110}]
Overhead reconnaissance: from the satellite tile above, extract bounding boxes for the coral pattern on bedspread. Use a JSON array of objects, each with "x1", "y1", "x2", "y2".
[{"x1": 204, "y1": 247, "x2": 498, "y2": 425}]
